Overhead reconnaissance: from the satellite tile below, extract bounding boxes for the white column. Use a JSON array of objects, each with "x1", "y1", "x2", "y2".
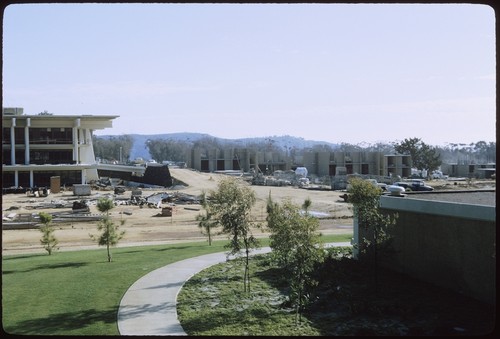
[
  {"x1": 10, "y1": 118, "x2": 16, "y2": 165},
  {"x1": 29, "y1": 170, "x2": 34, "y2": 188},
  {"x1": 24, "y1": 118, "x2": 31, "y2": 164},
  {"x1": 73, "y1": 118, "x2": 80, "y2": 164},
  {"x1": 79, "y1": 129, "x2": 85, "y2": 144},
  {"x1": 14, "y1": 170, "x2": 19, "y2": 187}
]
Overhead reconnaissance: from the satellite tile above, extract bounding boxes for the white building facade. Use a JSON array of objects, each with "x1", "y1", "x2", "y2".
[{"x1": 2, "y1": 107, "x2": 118, "y2": 188}]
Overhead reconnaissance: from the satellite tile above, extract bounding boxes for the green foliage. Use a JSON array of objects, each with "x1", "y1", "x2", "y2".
[
  {"x1": 39, "y1": 211, "x2": 53, "y2": 225},
  {"x1": 92, "y1": 135, "x2": 133, "y2": 163},
  {"x1": 38, "y1": 212, "x2": 58, "y2": 255},
  {"x1": 347, "y1": 178, "x2": 398, "y2": 288},
  {"x1": 394, "y1": 137, "x2": 441, "y2": 175},
  {"x1": 347, "y1": 177, "x2": 382, "y2": 211},
  {"x1": 302, "y1": 197, "x2": 312, "y2": 215},
  {"x1": 348, "y1": 177, "x2": 396, "y2": 246},
  {"x1": 266, "y1": 196, "x2": 325, "y2": 324},
  {"x1": 145, "y1": 138, "x2": 189, "y2": 163},
  {"x1": 90, "y1": 197, "x2": 125, "y2": 262},
  {"x1": 196, "y1": 191, "x2": 219, "y2": 245},
  {"x1": 203, "y1": 177, "x2": 260, "y2": 292},
  {"x1": 96, "y1": 197, "x2": 115, "y2": 213}
]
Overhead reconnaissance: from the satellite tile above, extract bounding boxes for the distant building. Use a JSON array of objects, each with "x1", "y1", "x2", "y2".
[
  {"x1": 2, "y1": 107, "x2": 118, "y2": 188},
  {"x1": 441, "y1": 162, "x2": 496, "y2": 179},
  {"x1": 301, "y1": 151, "x2": 411, "y2": 178},
  {"x1": 186, "y1": 147, "x2": 412, "y2": 179},
  {"x1": 186, "y1": 148, "x2": 290, "y2": 174}
]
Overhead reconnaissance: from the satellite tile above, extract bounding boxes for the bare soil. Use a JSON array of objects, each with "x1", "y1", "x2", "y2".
[{"x1": 2, "y1": 169, "x2": 354, "y2": 255}]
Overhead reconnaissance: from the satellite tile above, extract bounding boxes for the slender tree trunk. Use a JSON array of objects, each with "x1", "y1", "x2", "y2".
[
  {"x1": 373, "y1": 227, "x2": 378, "y2": 291},
  {"x1": 244, "y1": 246, "x2": 250, "y2": 292},
  {"x1": 107, "y1": 220, "x2": 112, "y2": 262}
]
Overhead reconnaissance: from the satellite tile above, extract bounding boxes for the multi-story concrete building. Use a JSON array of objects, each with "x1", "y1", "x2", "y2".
[
  {"x1": 301, "y1": 151, "x2": 412, "y2": 178},
  {"x1": 186, "y1": 148, "x2": 291, "y2": 174},
  {"x1": 186, "y1": 147, "x2": 412, "y2": 179},
  {"x1": 441, "y1": 162, "x2": 496, "y2": 179},
  {"x1": 2, "y1": 107, "x2": 118, "y2": 188}
]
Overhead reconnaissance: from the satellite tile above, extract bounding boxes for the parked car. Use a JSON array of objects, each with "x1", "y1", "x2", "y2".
[
  {"x1": 366, "y1": 179, "x2": 387, "y2": 191},
  {"x1": 431, "y1": 170, "x2": 449, "y2": 179},
  {"x1": 393, "y1": 179, "x2": 434, "y2": 191}
]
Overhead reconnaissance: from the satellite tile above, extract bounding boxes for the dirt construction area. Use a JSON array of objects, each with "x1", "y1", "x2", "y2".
[{"x1": 2, "y1": 169, "x2": 355, "y2": 256}]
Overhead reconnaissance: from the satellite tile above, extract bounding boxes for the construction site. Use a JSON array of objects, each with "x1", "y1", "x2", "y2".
[{"x1": 2, "y1": 168, "x2": 356, "y2": 255}]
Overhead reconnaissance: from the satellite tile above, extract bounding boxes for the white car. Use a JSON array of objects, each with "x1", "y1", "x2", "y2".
[{"x1": 432, "y1": 170, "x2": 448, "y2": 179}]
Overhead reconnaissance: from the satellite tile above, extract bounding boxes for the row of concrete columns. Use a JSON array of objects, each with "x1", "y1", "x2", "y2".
[
  {"x1": 7, "y1": 118, "x2": 87, "y2": 187},
  {"x1": 8, "y1": 118, "x2": 82, "y2": 166}
]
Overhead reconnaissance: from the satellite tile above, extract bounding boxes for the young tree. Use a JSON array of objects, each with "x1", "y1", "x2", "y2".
[
  {"x1": 196, "y1": 191, "x2": 219, "y2": 245},
  {"x1": 39, "y1": 212, "x2": 59, "y2": 255},
  {"x1": 90, "y1": 197, "x2": 125, "y2": 262},
  {"x1": 204, "y1": 177, "x2": 260, "y2": 292},
  {"x1": 347, "y1": 177, "x2": 397, "y2": 289},
  {"x1": 266, "y1": 195, "x2": 325, "y2": 324},
  {"x1": 302, "y1": 197, "x2": 312, "y2": 216}
]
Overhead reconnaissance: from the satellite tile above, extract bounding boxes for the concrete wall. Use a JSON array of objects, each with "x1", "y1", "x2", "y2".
[
  {"x1": 317, "y1": 152, "x2": 330, "y2": 176},
  {"x1": 441, "y1": 163, "x2": 496, "y2": 179},
  {"x1": 376, "y1": 195, "x2": 495, "y2": 305},
  {"x1": 73, "y1": 184, "x2": 91, "y2": 196}
]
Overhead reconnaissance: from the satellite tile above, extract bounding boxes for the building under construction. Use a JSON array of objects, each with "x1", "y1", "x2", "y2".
[{"x1": 186, "y1": 147, "x2": 412, "y2": 179}]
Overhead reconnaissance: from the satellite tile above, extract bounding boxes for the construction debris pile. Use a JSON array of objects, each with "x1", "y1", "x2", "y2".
[
  {"x1": 250, "y1": 169, "x2": 332, "y2": 190},
  {"x1": 2, "y1": 189, "x2": 201, "y2": 230},
  {"x1": 252, "y1": 169, "x2": 305, "y2": 187}
]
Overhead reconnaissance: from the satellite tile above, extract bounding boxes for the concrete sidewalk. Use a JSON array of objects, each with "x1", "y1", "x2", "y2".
[{"x1": 117, "y1": 242, "x2": 351, "y2": 335}]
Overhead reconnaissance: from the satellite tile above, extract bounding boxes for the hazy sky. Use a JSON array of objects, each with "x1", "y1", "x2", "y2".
[{"x1": 2, "y1": 3, "x2": 496, "y2": 146}]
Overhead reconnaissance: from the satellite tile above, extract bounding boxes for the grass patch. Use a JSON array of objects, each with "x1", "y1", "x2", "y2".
[
  {"x1": 2, "y1": 233, "x2": 351, "y2": 335},
  {"x1": 178, "y1": 247, "x2": 495, "y2": 336},
  {"x1": 2, "y1": 240, "x2": 229, "y2": 335}
]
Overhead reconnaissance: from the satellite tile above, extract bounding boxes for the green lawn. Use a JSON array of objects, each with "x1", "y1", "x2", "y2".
[{"x1": 2, "y1": 234, "x2": 352, "y2": 335}]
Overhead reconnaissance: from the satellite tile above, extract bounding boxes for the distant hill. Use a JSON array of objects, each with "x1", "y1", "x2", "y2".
[{"x1": 102, "y1": 133, "x2": 339, "y2": 160}]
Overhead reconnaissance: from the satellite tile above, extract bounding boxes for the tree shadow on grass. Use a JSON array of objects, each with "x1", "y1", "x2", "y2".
[
  {"x1": 4, "y1": 307, "x2": 117, "y2": 335},
  {"x1": 2, "y1": 254, "x2": 46, "y2": 261},
  {"x1": 179, "y1": 306, "x2": 289, "y2": 335},
  {"x1": 2, "y1": 261, "x2": 89, "y2": 275},
  {"x1": 115, "y1": 245, "x2": 194, "y2": 255},
  {"x1": 152, "y1": 245, "x2": 200, "y2": 252}
]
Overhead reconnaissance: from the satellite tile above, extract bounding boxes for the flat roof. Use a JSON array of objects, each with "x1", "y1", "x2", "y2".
[
  {"x1": 380, "y1": 190, "x2": 496, "y2": 221},
  {"x1": 396, "y1": 190, "x2": 496, "y2": 207},
  {"x1": 3, "y1": 114, "x2": 119, "y2": 119}
]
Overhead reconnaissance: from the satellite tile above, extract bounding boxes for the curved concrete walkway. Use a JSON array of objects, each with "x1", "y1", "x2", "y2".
[{"x1": 117, "y1": 242, "x2": 351, "y2": 335}]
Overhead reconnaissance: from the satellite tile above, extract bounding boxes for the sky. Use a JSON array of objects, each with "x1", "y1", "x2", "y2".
[{"x1": 2, "y1": 3, "x2": 496, "y2": 147}]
